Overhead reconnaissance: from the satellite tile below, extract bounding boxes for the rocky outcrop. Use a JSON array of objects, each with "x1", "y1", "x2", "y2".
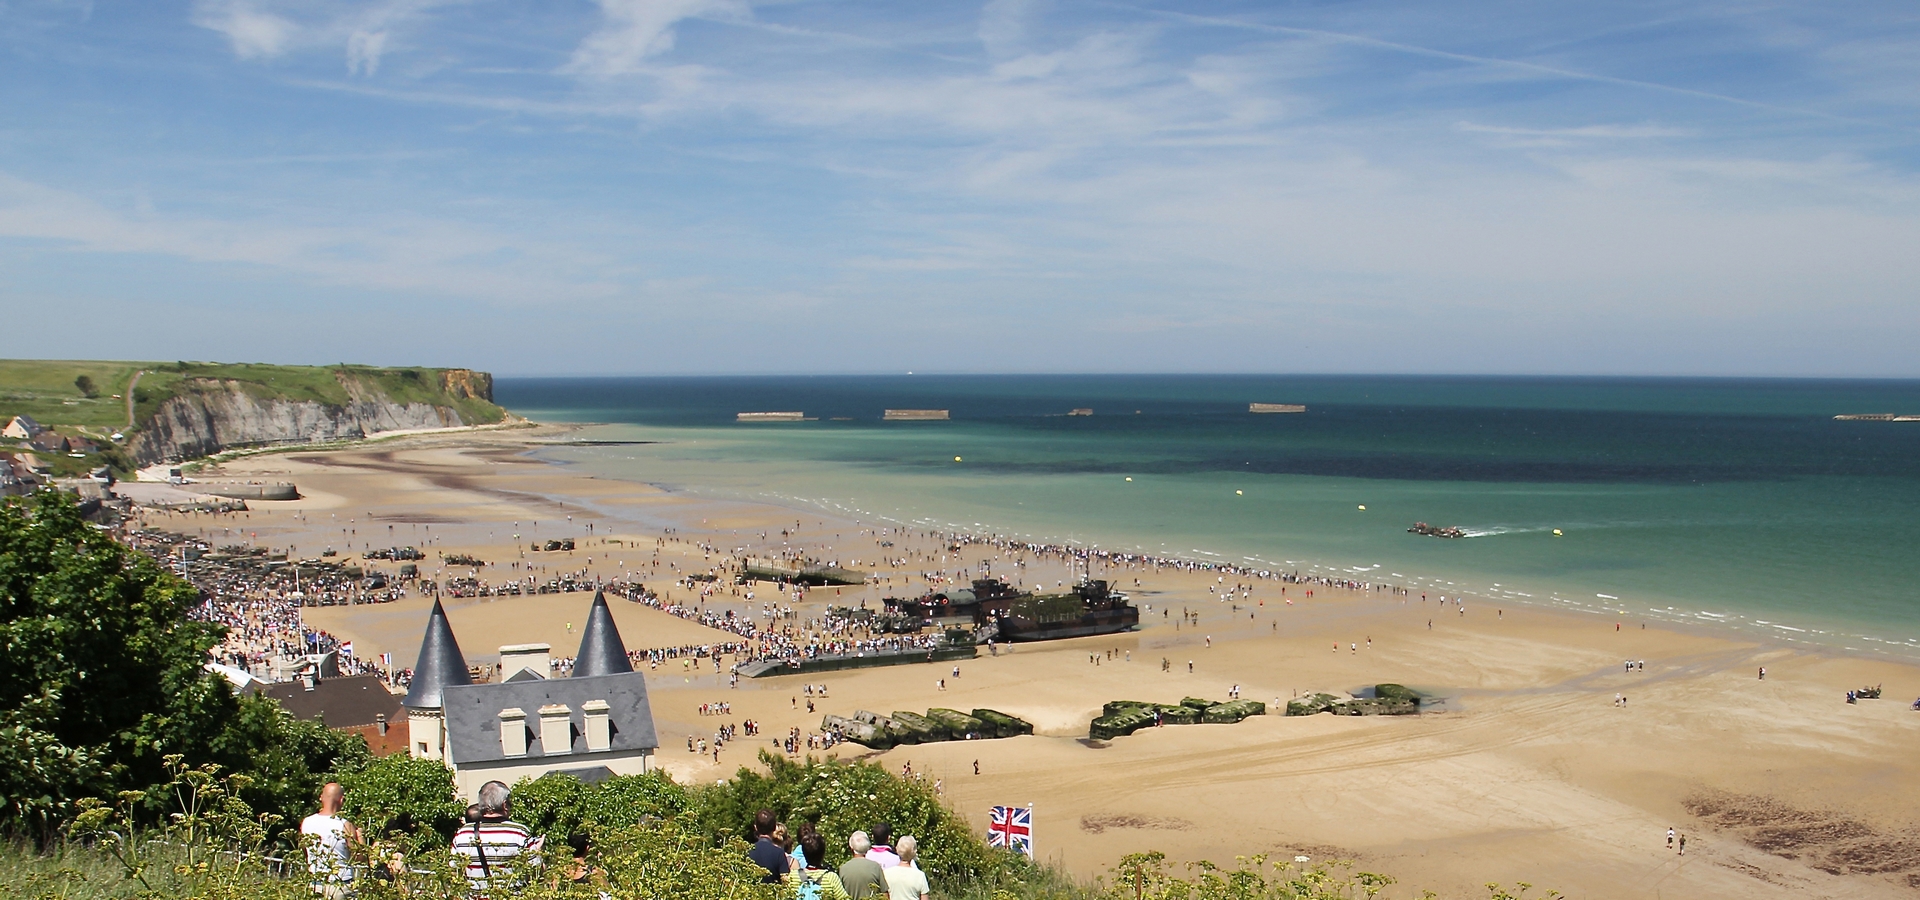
[
  {"x1": 130, "y1": 378, "x2": 483, "y2": 465},
  {"x1": 439, "y1": 369, "x2": 493, "y2": 402}
]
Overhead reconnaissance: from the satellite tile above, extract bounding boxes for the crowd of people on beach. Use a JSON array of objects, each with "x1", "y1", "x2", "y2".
[
  {"x1": 122, "y1": 526, "x2": 387, "y2": 681},
  {"x1": 118, "y1": 506, "x2": 1421, "y2": 695}
]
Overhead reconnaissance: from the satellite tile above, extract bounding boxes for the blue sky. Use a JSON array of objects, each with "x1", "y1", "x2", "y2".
[{"x1": 1, "y1": 0, "x2": 1917, "y2": 376}]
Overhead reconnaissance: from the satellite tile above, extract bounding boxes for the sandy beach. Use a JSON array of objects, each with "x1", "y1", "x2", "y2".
[{"x1": 162, "y1": 431, "x2": 1920, "y2": 899}]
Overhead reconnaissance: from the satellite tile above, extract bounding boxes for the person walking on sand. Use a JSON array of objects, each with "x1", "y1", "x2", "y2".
[
  {"x1": 1759, "y1": 666, "x2": 1766, "y2": 680},
  {"x1": 1668, "y1": 827, "x2": 1675, "y2": 850},
  {"x1": 1679, "y1": 834, "x2": 1686, "y2": 855}
]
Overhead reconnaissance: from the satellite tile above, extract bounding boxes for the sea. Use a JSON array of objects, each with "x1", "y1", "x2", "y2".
[{"x1": 495, "y1": 375, "x2": 1920, "y2": 659}]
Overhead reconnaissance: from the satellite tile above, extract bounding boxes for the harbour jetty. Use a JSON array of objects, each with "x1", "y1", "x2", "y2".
[
  {"x1": 736, "y1": 411, "x2": 807, "y2": 422},
  {"x1": 1834, "y1": 413, "x2": 1920, "y2": 421},
  {"x1": 884, "y1": 409, "x2": 950, "y2": 420},
  {"x1": 197, "y1": 482, "x2": 300, "y2": 501},
  {"x1": 1068, "y1": 408, "x2": 1093, "y2": 416},
  {"x1": 1249, "y1": 402, "x2": 1306, "y2": 413},
  {"x1": 739, "y1": 557, "x2": 868, "y2": 585}
]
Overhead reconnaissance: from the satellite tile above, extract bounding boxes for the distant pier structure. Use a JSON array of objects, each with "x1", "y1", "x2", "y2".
[
  {"x1": 737, "y1": 411, "x2": 808, "y2": 422},
  {"x1": 884, "y1": 409, "x2": 950, "y2": 421},
  {"x1": 1834, "y1": 413, "x2": 1919, "y2": 421},
  {"x1": 199, "y1": 482, "x2": 300, "y2": 501},
  {"x1": 1068, "y1": 408, "x2": 1094, "y2": 416},
  {"x1": 1249, "y1": 403, "x2": 1306, "y2": 414}
]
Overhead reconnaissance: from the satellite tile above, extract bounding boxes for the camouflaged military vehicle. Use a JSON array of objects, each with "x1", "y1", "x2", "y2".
[{"x1": 825, "y1": 707, "x2": 1033, "y2": 748}]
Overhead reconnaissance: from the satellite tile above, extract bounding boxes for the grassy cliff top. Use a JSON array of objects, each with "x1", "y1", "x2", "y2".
[{"x1": 0, "y1": 359, "x2": 506, "y2": 432}]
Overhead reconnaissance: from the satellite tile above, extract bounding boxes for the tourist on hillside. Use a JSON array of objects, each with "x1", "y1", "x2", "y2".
[
  {"x1": 788, "y1": 830, "x2": 852, "y2": 900},
  {"x1": 748, "y1": 809, "x2": 791, "y2": 883},
  {"x1": 777, "y1": 821, "x2": 805, "y2": 872},
  {"x1": 301, "y1": 782, "x2": 360, "y2": 899},
  {"x1": 840, "y1": 832, "x2": 889, "y2": 900},
  {"x1": 450, "y1": 781, "x2": 542, "y2": 894},
  {"x1": 884, "y1": 836, "x2": 931, "y2": 900},
  {"x1": 866, "y1": 823, "x2": 901, "y2": 868}
]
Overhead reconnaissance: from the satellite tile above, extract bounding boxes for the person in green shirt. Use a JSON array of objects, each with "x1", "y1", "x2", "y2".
[{"x1": 838, "y1": 832, "x2": 889, "y2": 900}]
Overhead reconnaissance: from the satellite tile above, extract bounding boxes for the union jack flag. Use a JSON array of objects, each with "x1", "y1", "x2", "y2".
[{"x1": 988, "y1": 805, "x2": 1032, "y2": 857}]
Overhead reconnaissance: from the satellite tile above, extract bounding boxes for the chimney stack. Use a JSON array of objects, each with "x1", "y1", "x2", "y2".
[
  {"x1": 497, "y1": 643, "x2": 551, "y2": 682},
  {"x1": 583, "y1": 699, "x2": 611, "y2": 751},
  {"x1": 538, "y1": 704, "x2": 573, "y2": 755},
  {"x1": 499, "y1": 708, "x2": 527, "y2": 757}
]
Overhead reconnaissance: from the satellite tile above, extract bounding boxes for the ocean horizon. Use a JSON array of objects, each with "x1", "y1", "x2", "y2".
[{"x1": 496, "y1": 374, "x2": 1920, "y2": 659}]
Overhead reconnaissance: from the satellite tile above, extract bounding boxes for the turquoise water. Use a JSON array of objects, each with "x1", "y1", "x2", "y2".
[{"x1": 496, "y1": 375, "x2": 1920, "y2": 657}]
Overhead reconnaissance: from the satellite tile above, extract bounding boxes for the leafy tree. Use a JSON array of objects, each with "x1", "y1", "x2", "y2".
[
  {"x1": 512, "y1": 770, "x2": 689, "y2": 846},
  {"x1": 73, "y1": 375, "x2": 97, "y2": 398},
  {"x1": 210, "y1": 693, "x2": 370, "y2": 831},
  {"x1": 0, "y1": 492, "x2": 228, "y2": 836},
  {"x1": 0, "y1": 492, "x2": 362, "y2": 842},
  {"x1": 336, "y1": 753, "x2": 466, "y2": 849}
]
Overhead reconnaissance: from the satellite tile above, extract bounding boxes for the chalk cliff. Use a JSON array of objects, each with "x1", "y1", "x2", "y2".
[{"x1": 130, "y1": 369, "x2": 504, "y2": 464}]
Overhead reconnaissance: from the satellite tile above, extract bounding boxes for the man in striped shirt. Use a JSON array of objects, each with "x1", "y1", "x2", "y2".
[{"x1": 450, "y1": 781, "x2": 543, "y2": 896}]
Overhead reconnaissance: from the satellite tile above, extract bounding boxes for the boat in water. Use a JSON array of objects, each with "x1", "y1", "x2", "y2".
[{"x1": 1408, "y1": 522, "x2": 1466, "y2": 539}]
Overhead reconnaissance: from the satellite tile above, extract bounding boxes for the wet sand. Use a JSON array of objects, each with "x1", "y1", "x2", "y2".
[{"x1": 181, "y1": 432, "x2": 1920, "y2": 899}]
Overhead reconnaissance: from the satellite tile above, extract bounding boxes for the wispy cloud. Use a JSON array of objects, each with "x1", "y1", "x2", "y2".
[
  {"x1": 5, "y1": 0, "x2": 1920, "y2": 374},
  {"x1": 189, "y1": 0, "x2": 468, "y2": 76},
  {"x1": 563, "y1": 0, "x2": 748, "y2": 77},
  {"x1": 191, "y1": 0, "x2": 296, "y2": 59}
]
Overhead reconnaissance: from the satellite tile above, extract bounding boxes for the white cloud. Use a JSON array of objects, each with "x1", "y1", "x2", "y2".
[
  {"x1": 191, "y1": 0, "x2": 297, "y2": 59},
  {"x1": 188, "y1": 0, "x2": 463, "y2": 75},
  {"x1": 564, "y1": 0, "x2": 747, "y2": 77},
  {"x1": 347, "y1": 29, "x2": 389, "y2": 75},
  {"x1": 1454, "y1": 122, "x2": 1696, "y2": 140}
]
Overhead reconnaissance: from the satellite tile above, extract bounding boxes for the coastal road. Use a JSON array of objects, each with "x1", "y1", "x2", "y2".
[{"x1": 125, "y1": 369, "x2": 144, "y2": 428}]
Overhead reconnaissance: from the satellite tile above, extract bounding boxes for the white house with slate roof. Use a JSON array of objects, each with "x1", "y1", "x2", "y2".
[
  {"x1": 402, "y1": 592, "x2": 659, "y2": 797},
  {"x1": 4, "y1": 415, "x2": 44, "y2": 440}
]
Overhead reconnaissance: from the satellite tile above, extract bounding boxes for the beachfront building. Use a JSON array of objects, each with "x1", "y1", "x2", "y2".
[
  {"x1": 3, "y1": 415, "x2": 43, "y2": 440},
  {"x1": 261, "y1": 673, "x2": 411, "y2": 757},
  {"x1": 403, "y1": 592, "x2": 659, "y2": 797}
]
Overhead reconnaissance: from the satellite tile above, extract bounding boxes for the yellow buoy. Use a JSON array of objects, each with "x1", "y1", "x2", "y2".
[
  {"x1": 1553, "y1": 529, "x2": 1563, "y2": 536},
  {"x1": 954, "y1": 456, "x2": 962, "y2": 462},
  {"x1": 1235, "y1": 490, "x2": 1243, "y2": 495},
  {"x1": 1357, "y1": 505, "x2": 1366, "y2": 511},
  {"x1": 1125, "y1": 477, "x2": 1133, "y2": 482}
]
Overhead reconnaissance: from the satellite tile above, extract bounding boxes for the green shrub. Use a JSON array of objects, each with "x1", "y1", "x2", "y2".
[{"x1": 336, "y1": 754, "x2": 465, "y2": 851}]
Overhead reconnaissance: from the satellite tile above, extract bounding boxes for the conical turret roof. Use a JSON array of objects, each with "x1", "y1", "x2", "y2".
[
  {"x1": 572, "y1": 590, "x2": 633, "y2": 678},
  {"x1": 402, "y1": 598, "x2": 473, "y2": 708}
]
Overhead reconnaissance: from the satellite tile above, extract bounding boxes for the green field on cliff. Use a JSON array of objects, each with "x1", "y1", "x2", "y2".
[{"x1": 0, "y1": 359, "x2": 506, "y2": 432}]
